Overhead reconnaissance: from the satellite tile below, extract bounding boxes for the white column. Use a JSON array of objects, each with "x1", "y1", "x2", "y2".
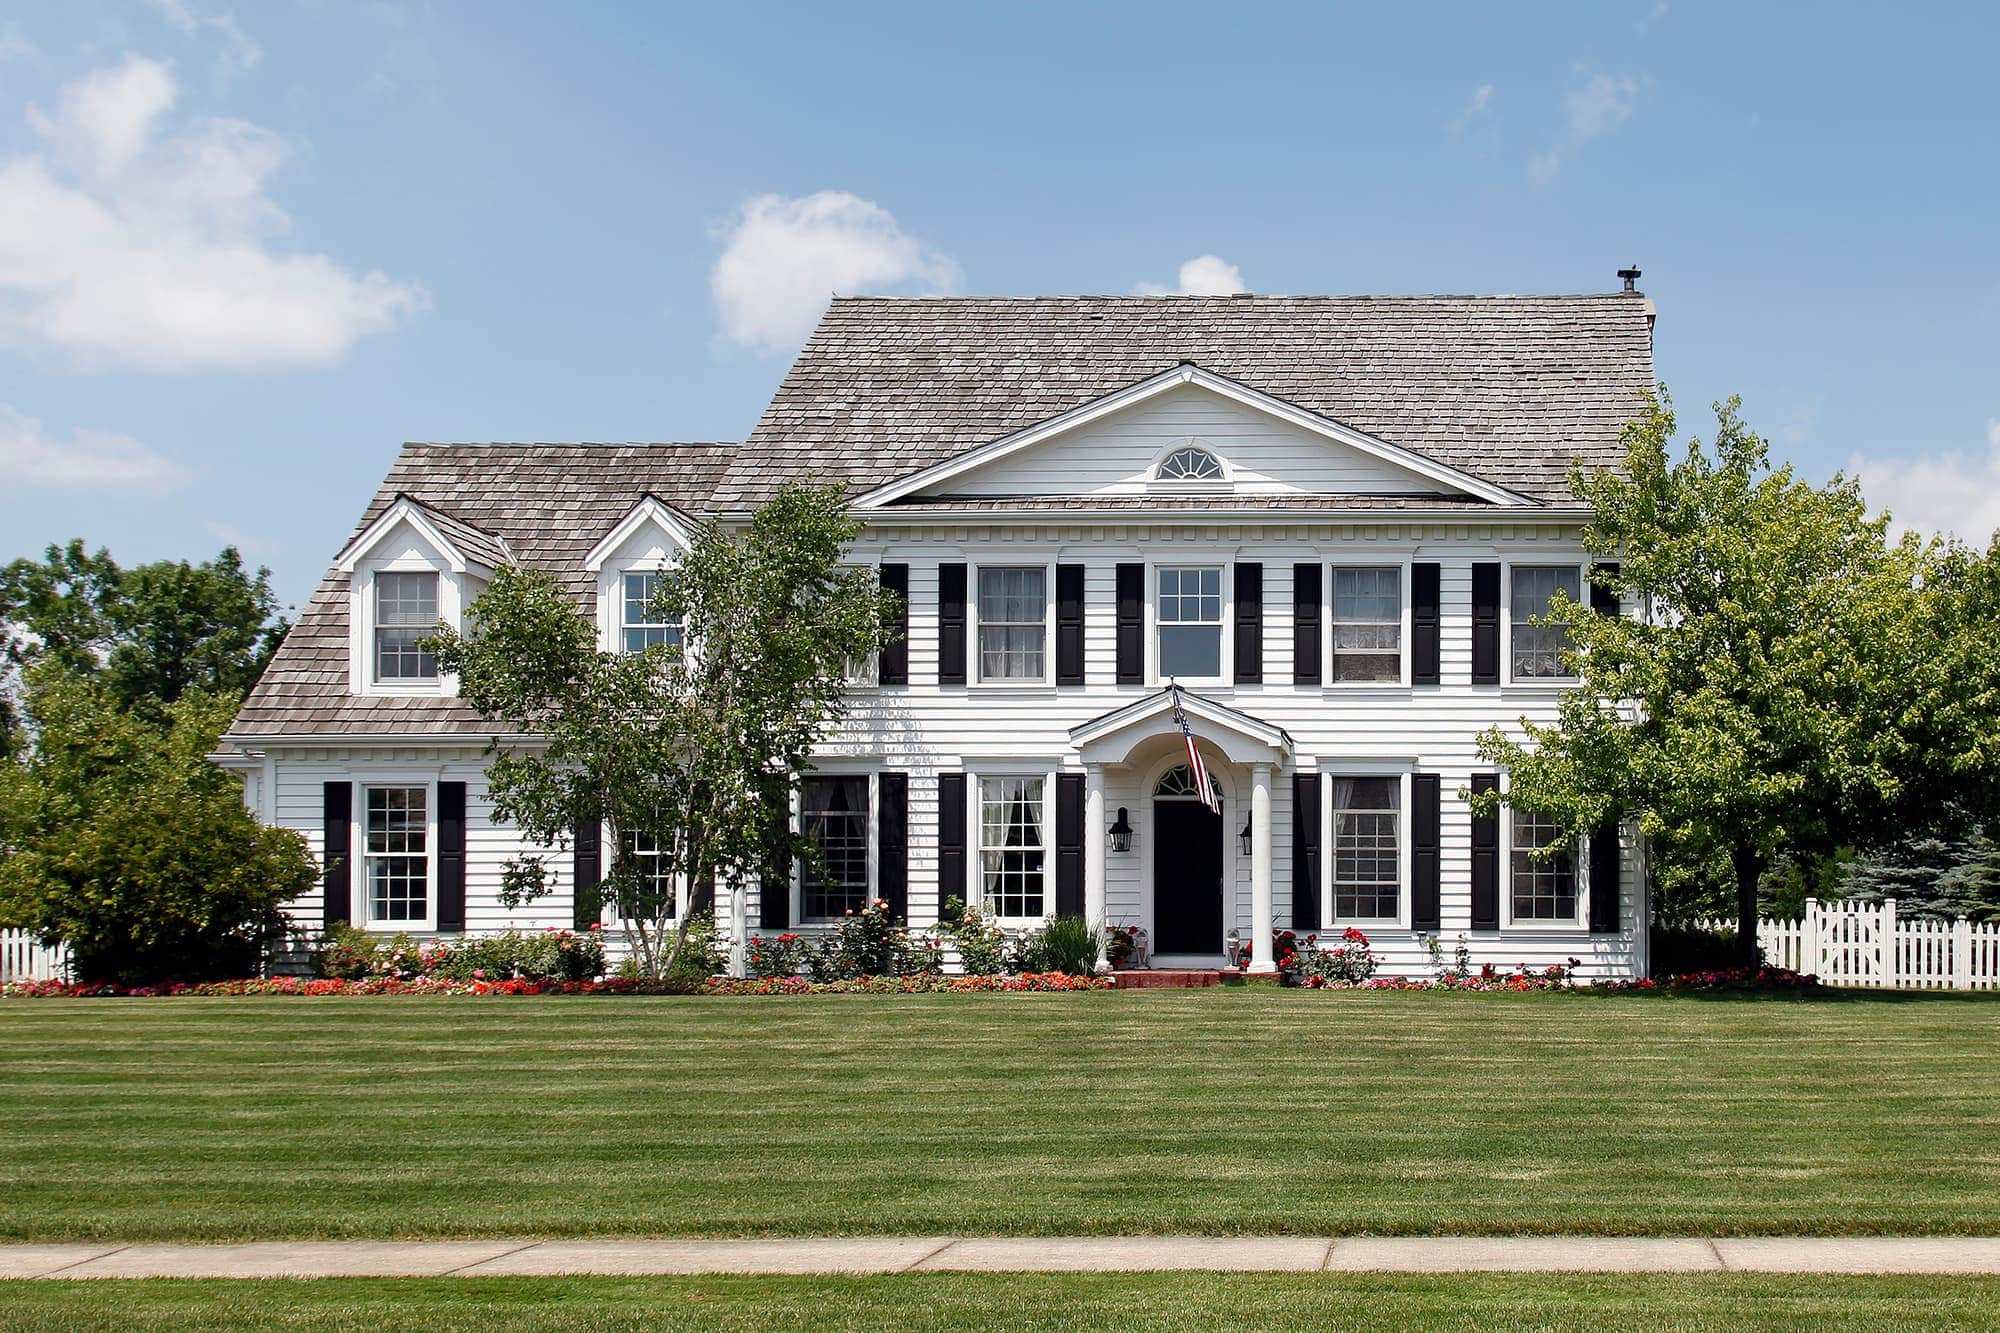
[
  {"x1": 729, "y1": 880, "x2": 750, "y2": 978},
  {"x1": 1085, "y1": 767, "x2": 1109, "y2": 971},
  {"x1": 1249, "y1": 763, "x2": 1275, "y2": 973}
]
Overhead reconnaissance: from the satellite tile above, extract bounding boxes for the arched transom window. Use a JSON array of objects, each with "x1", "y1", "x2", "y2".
[
  {"x1": 1155, "y1": 765, "x2": 1222, "y2": 802},
  {"x1": 1156, "y1": 446, "x2": 1224, "y2": 481}
]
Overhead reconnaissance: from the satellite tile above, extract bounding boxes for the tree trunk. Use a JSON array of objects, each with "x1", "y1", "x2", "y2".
[{"x1": 1731, "y1": 844, "x2": 1763, "y2": 967}]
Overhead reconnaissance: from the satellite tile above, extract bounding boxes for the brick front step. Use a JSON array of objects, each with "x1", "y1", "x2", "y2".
[{"x1": 1110, "y1": 968, "x2": 1225, "y2": 989}]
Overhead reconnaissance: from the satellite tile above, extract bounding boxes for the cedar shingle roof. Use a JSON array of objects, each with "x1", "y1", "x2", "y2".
[{"x1": 713, "y1": 293, "x2": 1656, "y2": 508}]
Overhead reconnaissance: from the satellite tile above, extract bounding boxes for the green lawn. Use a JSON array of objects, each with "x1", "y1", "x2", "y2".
[
  {"x1": 6, "y1": 1275, "x2": 2000, "y2": 1332},
  {"x1": 1, "y1": 989, "x2": 1997, "y2": 1241}
]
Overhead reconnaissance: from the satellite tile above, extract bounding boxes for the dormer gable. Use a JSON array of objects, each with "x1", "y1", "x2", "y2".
[
  {"x1": 583, "y1": 495, "x2": 701, "y2": 571},
  {"x1": 587, "y1": 496, "x2": 702, "y2": 654},
  {"x1": 335, "y1": 498, "x2": 508, "y2": 698},
  {"x1": 335, "y1": 495, "x2": 513, "y2": 576}
]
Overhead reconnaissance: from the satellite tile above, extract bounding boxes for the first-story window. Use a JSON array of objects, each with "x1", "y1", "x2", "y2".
[
  {"x1": 624, "y1": 828, "x2": 679, "y2": 921},
  {"x1": 1157, "y1": 565, "x2": 1222, "y2": 678},
  {"x1": 363, "y1": 785, "x2": 429, "y2": 924},
  {"x1": 977, "y1": 567, "x2": 1046, "y2": 680},
  {"x1": 1332, "y1": 777, "x2": 1400, "y2": 920},
  {"x1": 1511, "y1": 565, "x2": 1580, "y2": 680},
  {"x1": 978, "y1": 776, "x2": 1045, "y2": 919},
  {"x1": 1510, "y1": 808, "x2": 1578, "y2": 921},
  {"x1": 375, "y1": 571, "x2": 439, "y2": 682},
  {"x1": 1331, "y1": 566, "x2": 1401, "y2": 682},
  {"x1": 801, "y1": 775, "x2": 870, "y2": 919},
  {"x1": 622, "y1": 571, "x2": 682, "y2": 654}
]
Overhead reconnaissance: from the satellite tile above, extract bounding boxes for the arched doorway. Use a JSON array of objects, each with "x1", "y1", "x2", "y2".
[{"x1": 1152, "y1": 765, "x2": 1224, "y2": 954}]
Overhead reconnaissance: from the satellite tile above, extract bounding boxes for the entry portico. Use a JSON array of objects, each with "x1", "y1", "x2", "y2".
[{"x1": 1071, "y1": 689, "x2": 1293, "y2": 971}]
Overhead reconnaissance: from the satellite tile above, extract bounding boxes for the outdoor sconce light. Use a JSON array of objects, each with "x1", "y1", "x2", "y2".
[
  {"x1": 1239, "y1": 813, "x2": 1254, "y2": 856},
  {"x1": 1108, "y1": 807, "x2": 1133, "y2": 853}
]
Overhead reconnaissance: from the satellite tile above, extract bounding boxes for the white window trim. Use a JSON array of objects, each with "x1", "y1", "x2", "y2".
[
  {"x1": 1501, "y1": 559, "x2": 1591, "y2": 688},
  {"x1": 352, "y1": 778, "x2": 438, "y2": 933},
  {"x1": 596, "y1": 560, "x2": 681, "y2": 655},
  {"x1": 1499, "y1": 782, "x2": 1587, "y2": 929},
  {"x1": 1319, "y1": 762, "x2": 1414, "y2": 930},
  {"x1": 1146, "y1": 557, "x2": 1235, "y2": 688},
  {"x1": 970, "y1": 561, "x2": 1056, "y2": 688},
  {"x1": 1145, "y1": 437, "x2": 1234, "y2": 493},
  {"x1": 840, "y1": 562, "x2": 881, "y2": 691},
  {"x1": 967, "y1": 766, "x2": 1057, "y2": 927},
  {"x1": 349, "y1": 558, "x2": 463, "y2": 698},
  {"x1": 793, "y1": 769, "x2": 880, "y2": 925},
  {"x1": 612, "y1": 822, "x2": 689, "y2": 929},
  {"x1": 1324, "y1": 558, "x2": 1414, "y2": 691}
]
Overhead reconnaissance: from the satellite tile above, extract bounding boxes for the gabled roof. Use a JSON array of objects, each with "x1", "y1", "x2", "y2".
[
  {"x1": 713, "y1": 293, "x2": 1655, "y2": 509},
  {"x1": 1071, "y1": 687, "x2": 1293, "y2": 766},
  {"x1": 856, "y1": 363, "x2": 1535, "y2": 508},
  {"x1": 584, "y1": 495, "x2": 702, "y2": 570},
  {"x1": 334, "y1": 495, "x2": 515, "y2": 575}
]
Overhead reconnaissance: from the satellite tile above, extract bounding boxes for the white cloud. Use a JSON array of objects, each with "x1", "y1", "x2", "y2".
[
  {"x1": 0, "y1": 54, "x2": 428, "y2": 371},
  {"x1": 1850, "y1": 420, "x2": 2000, "y2": 545},
  {"x1": 1132, "y1": 255, "x2": 1247, "y2": 296},
  {"x1": 1450, "y1": 83, "x2": 1495, "y2": 136},
  {"x1": 1531, "y1": 69, "x2": 1639, "y2": 183},
  {"x1": 145, "y1": 0, "x2": 262, "y2": 81},
  {"x1": 0, "y1": 402, "x2": 189, "y2": 489},
  {"x1": 711, "y1": 190, "x2": 960, "y2": 354}
]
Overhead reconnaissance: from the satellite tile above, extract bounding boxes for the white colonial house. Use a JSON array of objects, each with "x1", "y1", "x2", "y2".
[{"x1": 217, "y1": 283, "x2": 1659, "y2": 978}]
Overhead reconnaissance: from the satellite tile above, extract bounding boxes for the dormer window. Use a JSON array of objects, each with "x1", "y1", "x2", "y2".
[
  {"x1": 375, "y1": 572, "x2": 440, "y2": 682},
  {"x1": 1156, "y1": 446, "x2": 1223, "y2": 481},
  {"x1": 621, "y1": 572, "x2": 682, "y2": 654}
]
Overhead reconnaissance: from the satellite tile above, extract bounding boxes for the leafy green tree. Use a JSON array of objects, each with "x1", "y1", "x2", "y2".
[
  {"x1": 0, "y1": 667, "x2": 316, "y2": 984},
  {"x1": 1840, "y1": 826, "x2": 2000, "y2": 923},
  {"x1": 1473, "y1": 389, "x2": 1973, "y2": 961},
  {"x1": 430, "y1": 481, "x2": 896, "y2": 976}
]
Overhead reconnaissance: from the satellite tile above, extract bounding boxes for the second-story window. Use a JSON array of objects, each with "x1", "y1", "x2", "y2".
[
  {"x1": 375, "y1": 571, "x2": 439, "y2": 683},
  {"x1": 1157, "y1": 565, "x2": 1223, "y2": 678},
  {"x1": 977, "y1": 567, "x2": 1046, "y2": 681},
  {"x1": 1331, "y1": 567, "x2": 1401, "y2": 682},
  {"x1": 622, "y1": 572, "x2": 682, "y2": 654},
  {"x1": 1511, "y1": 566, "x2": 1580, "y2": 680}
]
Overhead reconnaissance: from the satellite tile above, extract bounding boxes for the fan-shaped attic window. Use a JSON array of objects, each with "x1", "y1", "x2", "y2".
[{"x1": 1156, "y1": 446, "x2": 1224, "y2": 481}]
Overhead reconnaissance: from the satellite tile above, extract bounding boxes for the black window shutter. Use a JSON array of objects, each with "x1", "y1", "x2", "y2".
[
  {"x1": 1233, "y1": 563, "x2": 1263, "y2": 684},
  {"x1": 1589, "y1": 821, "x2": 1621, "y2": 932},
  {"x1": 938, "y1": 563, "x2": 967, "y2": 686},
  {"x1": 758, "y1": 780, "x2": 791, "y2": 929},
  {"x1": 1411, "y1": 774, "x2": 1441, "y2": 931},
  {"x1": 878, "y1": 564, "x2": 909, "y2": 685},
  {"x1": 1292, "y1": 564, "x2": 1321, "y2": 686},
  {"x1": 937, "y1": 773, "x2": 967, "y2": 915},
  {"x1": 1055, "y1": 564, "x2": 1085, "y2": 686},
  {"x1": 1055, "y1": 773, "x2": 1085, "y2": 917},
  {"x1": 322, "y1": 782, "x2": 352, "y2": 930},
  {"x1": 1471, "y1": 562, "x2": 1501, "y2": 685},
  {"x1": 1590, "y1": 562, "x2": 1621, "y2": 618},
  {"x1": 1470, "y1": 773, "x2": 1500, "y2": 929},
  {"x1": 572, "y1": 815, "x2": 601, "y2": 930},
  {"x1": 879, "y1": 772, "x2": 909, "y2": 921},
  {"x1": 1291, "y1": 773, "x2": 1321, "y2": 931},
  {"x1": 1412, "y1": 562, "x2": 1441, "y2": 686},
  {"x1": 1115, "y1": 563, "x2": 1144, "y2": 685},
  {"x1": 437, "y1": 782, "x2": 467, "y2": 932}
]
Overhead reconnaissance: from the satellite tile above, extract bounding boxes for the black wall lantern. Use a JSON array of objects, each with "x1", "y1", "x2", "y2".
[
  {"x1": 1108, "y1": 807, "x2": 1133, "y2": 853},
  {"x1": 1239, "y1": 813, "x2": 1254, "y2": 857}
]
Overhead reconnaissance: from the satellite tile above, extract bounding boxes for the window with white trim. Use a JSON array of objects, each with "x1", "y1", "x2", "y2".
[
  {"x1": 977, "y1": 567, "x2": 1046, "y2": 681},
  {"x1": 1156, "y1": 446, "x2": 1223, "y2": 481},
  {"x1": 1510, "y1": 808, "x2": 1578, "y2": 921},
  {"x1": 1157, "y1": 565, "x2": 1222, "y2": 678},
  {"x1": 624, "y1": 828, "x2": 680, "y2": 922},
  {"x1": 1511, "y1": 566, "x2": 1580, "y2": 680},
  {"x1": 375, "y1": 572, "x2": 439, "y2": 682},
  {"x1": 978, "y1": 776, "x2": 1045, "y2": 919},
  {"x1": 801, "y1": 775, "x2": 870, "y2": 919},
  {"x1": 1331, "y1": 567, "x2": 1401, "y2": 682},
  {"x1": 1331, "y1": 777, "x2": 1400, "y2": 920},
  {"x1": 363, "y1": 786, "x2": 429, "y2": 924},
  {"x1": 621, "y1": 572, "x2": 682, "y2": 655}
]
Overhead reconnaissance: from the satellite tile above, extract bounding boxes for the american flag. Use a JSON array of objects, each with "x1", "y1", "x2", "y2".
[{"x1": 1171, "y1": 685, "x2": 1221, "y2": 813}]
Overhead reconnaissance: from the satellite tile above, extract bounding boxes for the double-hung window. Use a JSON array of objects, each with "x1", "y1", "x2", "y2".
[
  {"x1": 1510, "y1": 808, "x2": 1578, "y2": 922},
  {"x1": 1510, "y1": 566, "x2": 1581, "y2": 680},
  {"x1": 621, "y1": 572, "x2": 681, "y2": 654},
  {"x1": 1157, "y1": 566, "x2": 1223, "y2": 679},
  {"x1": 977, "y1": 567, "x2": 1046, "y2": 681},
  {"x1": 363, "y1": 786, "x2": 430, "y2": 925},
  {"x1": 1331, "y1": 777, "x2": 1400, "y2": 920},
  {"x1": 978, "y1": 776, "x2": 1045, "y2": 919},
  {"x1": 623, "y1": 828, "x2": 679, "y2": 922},
  {"x1": 1331, "y1": 566, "x2": 1401, "y2": 682},
  {"x1": 800, "y1": 776, "x2": 870, "y2": 919},
  {"x1": 375, "y1": 572, "x2": 439, "y2": 683}
]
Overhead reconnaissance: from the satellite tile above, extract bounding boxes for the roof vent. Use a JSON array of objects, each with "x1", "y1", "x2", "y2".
[{"x1": 1617, "y1": 266, "x2": 1643, "y2": 293}]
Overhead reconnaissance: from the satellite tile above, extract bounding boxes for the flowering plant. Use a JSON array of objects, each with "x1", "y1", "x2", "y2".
[
  {"x1": 747, "y1": 931, "x2": 808, "y2": 978},
  {"x1": 1292, "y1": 927, "x2": 1378, "y2": 986},
  {"x1": 1106, "y1": 924, "x2": 1146, "y2": 968}
]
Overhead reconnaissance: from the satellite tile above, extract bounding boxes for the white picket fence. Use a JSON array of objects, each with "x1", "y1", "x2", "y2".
[
  {"x1": 1698, "y1": 898, "x2": 2000, "y2": 990},
  {"x1": 0, "y1": 929, "x2": 70, "y2": 984}
]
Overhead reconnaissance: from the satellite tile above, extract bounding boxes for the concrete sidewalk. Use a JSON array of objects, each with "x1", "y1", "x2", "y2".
[{"x1": 7, "y1": 1237, "x2": 2000, "y2": 1279}]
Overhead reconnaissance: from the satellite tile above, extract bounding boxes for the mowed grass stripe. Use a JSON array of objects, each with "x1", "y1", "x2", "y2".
[{"x1": 0, "y1": 990, "x2": 1997, "y2": 1240}]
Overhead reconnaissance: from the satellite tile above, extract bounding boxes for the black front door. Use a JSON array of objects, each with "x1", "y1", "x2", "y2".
[{"x1": 1154, "y1": 800, "x2": 1224, "y2": 954}]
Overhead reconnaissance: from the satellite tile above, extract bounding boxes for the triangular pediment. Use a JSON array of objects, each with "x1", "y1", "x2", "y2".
[
  {"x1": 856, "y1": 365, "x2": 1532, "y2": 508},
  {"x1": 585, "y1": 496, "x2": 700, "y2": 571}
]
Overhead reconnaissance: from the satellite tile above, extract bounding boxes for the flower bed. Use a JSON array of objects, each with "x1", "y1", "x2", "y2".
[
  {"x1": 1595, "y1": 965, "x2": 1824, "y2": 993},
  {"x1": 2, "y1": 970, "x2": 1113, "y2": 999}
]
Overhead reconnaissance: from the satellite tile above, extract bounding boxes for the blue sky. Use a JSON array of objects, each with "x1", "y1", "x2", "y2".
[{"x1": 2, "y1": 1, "x2": 1996, "y2": 608}]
